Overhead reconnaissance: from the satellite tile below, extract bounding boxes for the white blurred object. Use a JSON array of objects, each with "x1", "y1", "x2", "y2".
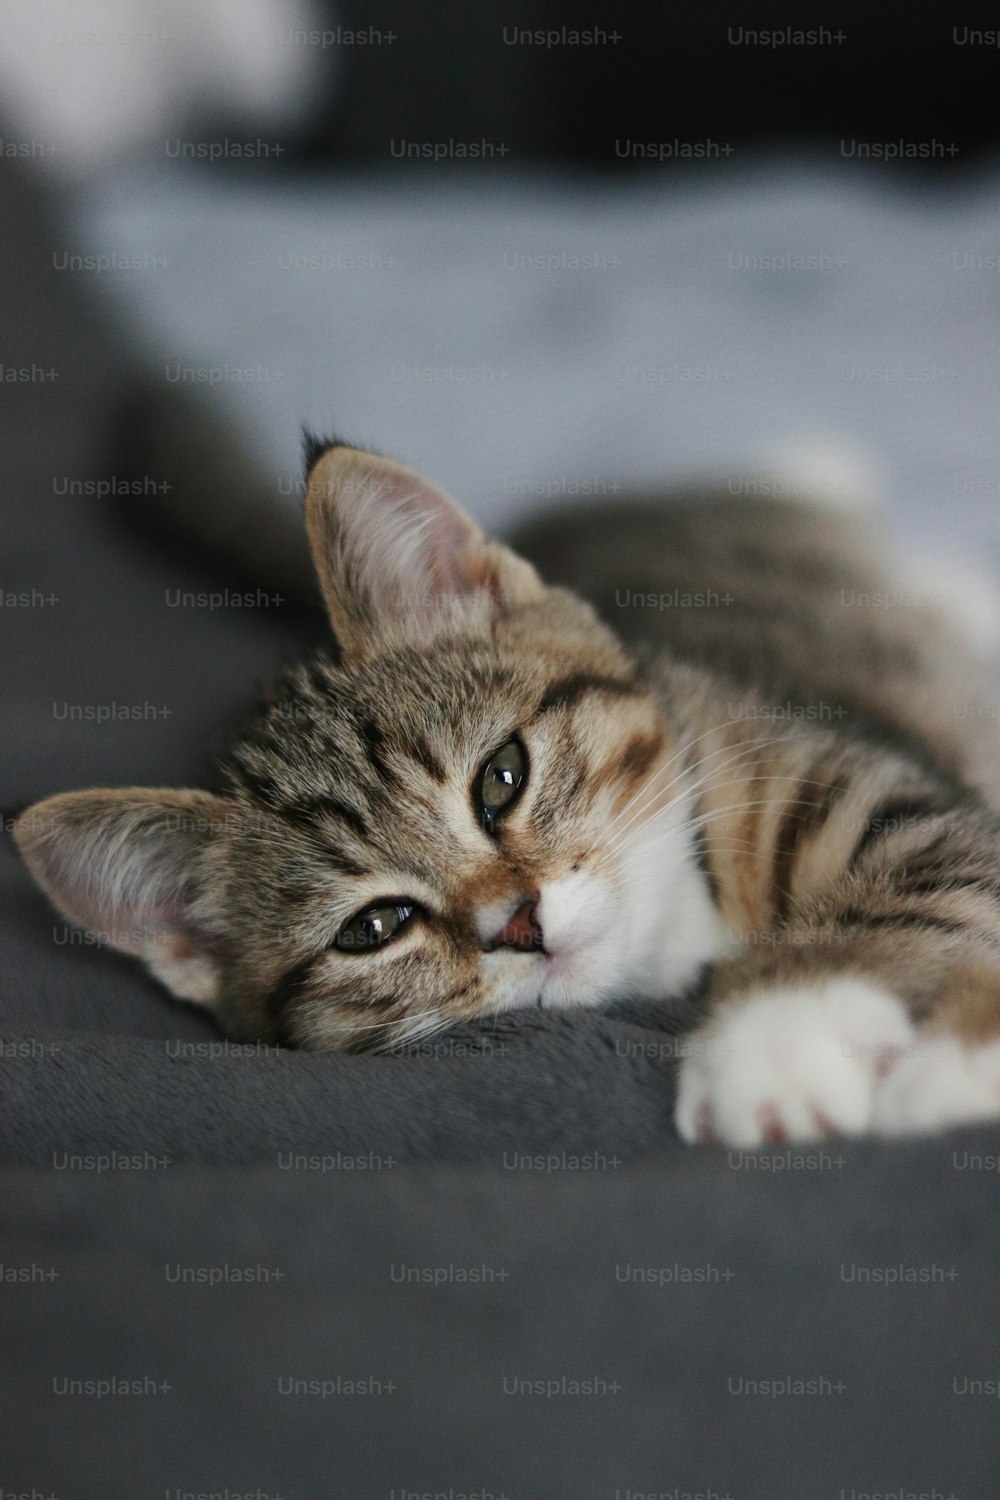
[
  {"x1": 760, "y1": 441, "x2": 886, "y2": 512},
  {"x1": 0, "y1": 0, "x2": 323, "y2": 174}
]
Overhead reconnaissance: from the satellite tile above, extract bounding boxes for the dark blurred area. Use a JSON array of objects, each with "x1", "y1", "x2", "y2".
[
  {"x1": 297, "y1": 0, "x2": 1000, "y2": 169},
  {"x1": 4, "y1": 0, "x2": 999, "y2": 175}
]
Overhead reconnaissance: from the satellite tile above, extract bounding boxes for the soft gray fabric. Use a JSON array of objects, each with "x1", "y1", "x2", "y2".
[
  {"x1": 0, "y1": 1006, "x2": 686, "y2": 1166},
  {"x1": 5, "y1": 1135, "x2": 1000, "y2": 1498}
]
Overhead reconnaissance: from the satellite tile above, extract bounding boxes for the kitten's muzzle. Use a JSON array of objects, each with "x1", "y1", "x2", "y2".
[{"x1": 485, "y1": 898, "x2": 546, "y2": 954}]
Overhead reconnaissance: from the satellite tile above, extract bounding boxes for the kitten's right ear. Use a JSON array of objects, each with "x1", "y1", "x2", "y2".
[
  {"x1": 13, "y1": 788, "x2": 234, "y2": 1006},
  {"x1": 303, "y1": 441, "x2": 543, "y2": 658}
]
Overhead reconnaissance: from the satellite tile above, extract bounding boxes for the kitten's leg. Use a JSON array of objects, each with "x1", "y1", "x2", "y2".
[
  {"x1": 678, "y1": 931, "x2": 1000, "y2": 1148},
  {"x1": 674, "y1": 735, "x2": 1000, "y2": 1145},
  {"x1": 675, "y1": 978, "x2": 915, "y2": 1146},
  {"x1": 872, "y1": 965, "x2": 1000, "y2": 1135},
  {"x1": 678, "y1": 961, "x2": 1000, "y2": 1147}
]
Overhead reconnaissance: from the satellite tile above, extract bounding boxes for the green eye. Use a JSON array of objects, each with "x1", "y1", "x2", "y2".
[
  {"x1": 333, "y1": 902, "x2": 415, "y2": 953},
  {"x1": 477, "y1": 737, "x2": 527, "y2": 834}
]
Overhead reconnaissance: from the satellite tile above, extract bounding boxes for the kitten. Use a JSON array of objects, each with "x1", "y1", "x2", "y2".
[{"x1": 15, "y1": 439, "x2": 1000, "y2": 1145}]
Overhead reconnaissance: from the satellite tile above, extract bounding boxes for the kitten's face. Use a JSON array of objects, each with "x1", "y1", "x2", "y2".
[
  {"x1": 218, "y1": 604, "x2": 674, "y2": 1049},
  {"x1": 14, "y1": 444, "x2": 706, "y2": 1049}
]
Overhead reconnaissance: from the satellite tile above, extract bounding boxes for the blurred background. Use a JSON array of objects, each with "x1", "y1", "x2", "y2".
[{"x1": 4, "y1": 0, "x2": 1000, "y2": 589}]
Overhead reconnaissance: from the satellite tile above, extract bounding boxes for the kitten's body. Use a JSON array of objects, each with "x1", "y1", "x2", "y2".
[
  {"x1": 16, "y1": 444, "x2": 1000, "y2": 1144},
  {"x1": 513, "y1": 491, "x2": 1000, "y2": 805}
]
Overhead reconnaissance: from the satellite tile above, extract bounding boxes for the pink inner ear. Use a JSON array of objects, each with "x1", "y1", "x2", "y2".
[
  {"x1": 368, "y1": 474, "x2": 488, "y2": 611},
  {"x1": 307, "y1": 446, "x2": 542, "y2": 652},
  {"x1": 423, "y1": 503, "x2": 484, "y2": 598},
  {"x1": 14, "y1": 790, "x2": 234, "y2": 964},
  {"x1": 49, "y1": 868, "x2": 196, "y2": 958},
  {"x1": 464, "y1": 551, "x2": 505, "y2": 603},
  {"x1": 383, "y1": 485, "x2": 503, "y2": 604}
]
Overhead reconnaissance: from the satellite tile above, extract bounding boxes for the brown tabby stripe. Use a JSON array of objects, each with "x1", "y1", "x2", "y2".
[
  {"x1": 408, "y1": 734, "x2": 447, "y2": 782},
  {"x1": 264, "y1": 955, "x2": 322, "y2": 1045},
  {"x1": 836, "y1": 907, "x2": 970, "y2": 939},
  {"x1": 846, "y1": 792, "x2": 959, "y2": 869},
  {"x1": 620, "y1": 731, "x2": 666, "y2": 783},
  {"x1": 770, "y1": 776, "x2": 847, "y2": 922},
  {"x1": 563, "y1": 761, "x2": 587, "y2": 804},
  {"x1": 226, "y1": 763, "x2": 285, "y2": 805},
  {"x1": 356, "y1": 712, "x2": 398, "y2": 784},
  {"x1": 536, "y1": 673, "x2": 637, "y2": 715},
  {"x1": 280, "y1": 794, "x2": 370, "y2": 841},
  {"x1": 309, "y1": 848, "x2": 370, "y2": 879},
  {"x1": 691, "y1": 817, "x2": 721, "y2": 906},
  {"x1": 902, "y1": 871, "x2": 1000, "y2": 900}
]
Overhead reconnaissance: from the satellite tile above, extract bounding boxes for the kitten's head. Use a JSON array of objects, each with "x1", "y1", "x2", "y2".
[{"x1": 15, "y1": 443, "x2": 691, "y2": 1049}]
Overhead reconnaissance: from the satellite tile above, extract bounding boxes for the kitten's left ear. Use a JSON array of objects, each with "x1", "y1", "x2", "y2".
[
  {"x1": 304, "y1": 442, "x2": 544, "y2": 657},
  {"x1": 13, "y1": 788, "x2": 234, "y2": 1006}
]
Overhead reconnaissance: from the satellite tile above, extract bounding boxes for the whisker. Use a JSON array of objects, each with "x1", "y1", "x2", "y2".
[
  {"x1": 604, "y1": 777, "x2": 835, "y2": 867},
  {"x1": 602, "y1": 727, "x2": 799, "y2": 841},
  {"x1": 612, "y1": 798, "x2": 832, "y2": 877},
  {"x1": 602, "y1": 731, "x2": 816, "y2": 851},
  {"x1": 602, "y1": 843, "x2": 768, "y2": 900}
]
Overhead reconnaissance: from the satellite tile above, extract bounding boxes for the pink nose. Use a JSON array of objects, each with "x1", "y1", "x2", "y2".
[{"x1": 488, "y1": 899, "x2": 544, "y2": 953}]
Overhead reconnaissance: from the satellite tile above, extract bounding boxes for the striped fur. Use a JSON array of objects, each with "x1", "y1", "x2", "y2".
[{"x1": 14, "y1": 443, "x2": 1000, "y2": 1139}]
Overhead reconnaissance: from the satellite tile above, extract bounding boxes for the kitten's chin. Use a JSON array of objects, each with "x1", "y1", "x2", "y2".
[
  {"x1": 537, "y1": 944, "x2": 622, "y2": 1010},
  {"x1": 485, "y1": 947, "x2": 616, "y2": 1014}
]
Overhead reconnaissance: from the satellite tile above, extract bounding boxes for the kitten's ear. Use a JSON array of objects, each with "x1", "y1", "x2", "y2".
[
  {"x1": 304, "y1": 443, "x2": 544, "y2": 656},
  {"x1": 13, "y1": 788, "x2": 234, "y2": 1007}
]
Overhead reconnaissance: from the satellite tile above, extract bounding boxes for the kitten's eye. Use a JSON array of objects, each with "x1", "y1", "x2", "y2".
[
  {"x1": 333, "y1": 902, "x2": 415, "y2": 953},
  {"x1": 476, "y1": 737, "x2": 527, "y2": 834}
]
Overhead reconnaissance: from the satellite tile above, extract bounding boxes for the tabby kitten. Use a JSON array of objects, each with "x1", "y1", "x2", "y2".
[{"x1": 15, "y1": 440, "x2": 1000, "y2": 1145}]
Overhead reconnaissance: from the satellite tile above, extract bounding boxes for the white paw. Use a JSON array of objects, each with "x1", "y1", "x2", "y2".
[
  {"x1": 873, "y1": 1035, "x2": 1000, "y2": 1136},
  {"x1": 675, "y1": 979, "x2": 915, "y2": 1147}
]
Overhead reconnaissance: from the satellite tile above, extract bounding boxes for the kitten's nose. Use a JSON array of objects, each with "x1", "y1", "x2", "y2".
[{"x1": 487, "y1": 898, "x2": 544, "y2": 953}]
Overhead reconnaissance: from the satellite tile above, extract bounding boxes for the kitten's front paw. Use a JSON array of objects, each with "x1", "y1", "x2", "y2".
[
  {"x1": 873, "y1": 1035, "x2": 1000, "y2": 1135},
  {"x1": 675, "y1": 979, "x2": 914, "y2": 1146}
]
